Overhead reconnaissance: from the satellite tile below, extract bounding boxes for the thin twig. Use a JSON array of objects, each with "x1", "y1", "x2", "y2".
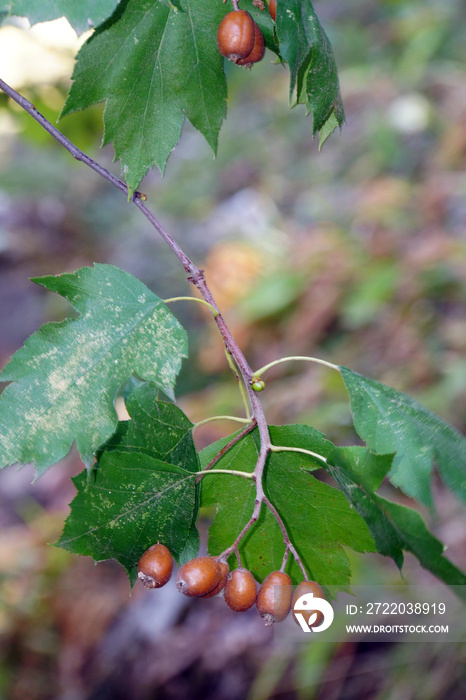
[
  {"x1": 217, "y1": 498, "x2": 263, "y2": 561},
  {"x1": 0, "y1": 79, "x2": 131, "y2": 198},
  {"x1": 195, "y1": 420, "x2": 257, "y2": 484},
  {"x1": 263, "y1": 496, "x2": 308, "y2": 580},
  {"x1": 280, "y1": 547, "x2": 290, "y2": 572},
  {"x1": 224, "y1": 349, "x2": 252, "y2": 420}
]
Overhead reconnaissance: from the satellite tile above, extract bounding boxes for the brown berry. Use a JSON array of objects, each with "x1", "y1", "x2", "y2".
[
  {"x1": 256, "y1": 570, "x2": 292, "y2": 625},
  {"x1": 201, "y1": 560, "x2": 230, "y2": 598},
  {"x1": 176, "y1": 556, "x2": 221, "y2": 597},
  {"x1": 224, "y1": 567, "x2": 258, "y2": 612},
  {"x1": 292, "y1": 580, "x2": 326, "y2": 628},
  {"x1": 137, "y1": 543, "x2": 173, "y2": 589},
  {"x1": 236, "y1": 22, "x2": 265, "y2": 67},
  {"x1": 217, "y1": 10, "x2": 255, "y2": 62},
  {"x1": 268, "y1": 0, "x2": 276, "y2": 22}
]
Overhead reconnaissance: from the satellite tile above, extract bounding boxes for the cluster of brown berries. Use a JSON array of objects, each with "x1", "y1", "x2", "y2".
[
  {"x1": 137, "y1": 544, "x2": 325, "y2": 627},
  {"x1": 216, "y1": 1, "x2": 277, "y2": 69}
]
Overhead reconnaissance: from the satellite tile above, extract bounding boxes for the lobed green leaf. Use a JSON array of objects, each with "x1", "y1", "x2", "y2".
[
  {"x1": 340, "y1": 367, "x2": 466, "y2": 509},
  {"x1": 328, "y1": 446, "x2": 466, "y2": 600},
  {"x1": 0, "y1": 264, "x2": 187, "y2": 476},
  {"x1": 60, "y1": 0, "x2": 228, "y2": 191},
  {"x1": 100, "y1": 377, "x2": 198, "y2": 472},
  {"x1": 99, "y1": 377, "x2": 201, "y2": 562},
  {"x1": 55, "y1": 0, "x2": 342, "y2": 189},
  {"x1": 57, "y1": 450, "x2": 197, "y2": 582},
  {"x1": 275, "y1": 0, "x2": 345, "y2": 144}
]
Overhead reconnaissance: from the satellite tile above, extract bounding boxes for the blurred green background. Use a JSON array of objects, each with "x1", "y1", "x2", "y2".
[{"x1": 0, "y1": 1, "x2": 465, "y2": 698}]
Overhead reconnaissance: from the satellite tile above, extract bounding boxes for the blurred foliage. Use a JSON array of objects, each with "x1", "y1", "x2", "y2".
[{"x1": 0, "y1": 0, "x2": 465, "y2": 698}]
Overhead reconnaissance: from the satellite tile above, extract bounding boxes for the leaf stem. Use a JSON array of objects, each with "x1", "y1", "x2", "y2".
[
  {"x1": 195, "y1": 468, "x2": 254, "y2": 479},
  {"x1": 224, "y1": 349, "x2": 252, "y2": 420},
  {"x1": 195, "y1": 420, "x2": 257, "y2": 484},
  {"x1": 280, "y1": 547, "x2": 290, "y2": 572},
  {"x1": 0, "y1": 79, "x2": 132, "y2": 200},
  {"x1": 193, "y1": 415, "x2": 252, "y2": 430},
  {"x1": 217, "y1": 498, "x2": 262, "y2": 561},
  {"x1": 254, "y1": 356, "x2": 340, "y2": 377},
  {"x1": 163, "y1": 296, "x2": 219, "y2": 317},
  {"x1": 263, "y1": 496, "x2": 308, "y2": 580},
  {"x1": 269, "y1": 444, "x2": 328, "y2": 467}
]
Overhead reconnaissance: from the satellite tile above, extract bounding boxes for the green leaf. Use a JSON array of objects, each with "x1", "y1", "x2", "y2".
[
  {"x1": 178, "y1": 521, "x2": 200, "y2": 566},
  {"x1": 269, "y1": 423, "x2": 335, "y2": 465},
  {"x1": 0, "y1": 0, "x2": 120, "y2": 35},
  {"x1": 0, "y1": 264, "x2": 187, "y2": 475},
  {"x1": 57, "y1": 450, "x2": 197, "y2": 581},
  {"x1": 318, "y1": 108, "x2": 340, "y2": 149},
  {"x1": 328, "y1": 446, "x2": 466, "y2": 600},
  {"x1": 276, "y1": 0, "x2": 345, "y2": 138},
  {"x1": 100, "y1": 377, "x2": 198, "y2": 472},
  {"x1": 340, "y1": 367, "x2": 466, "y2": 509},
  {"x1": 158, "y1": 0, "x2": 183, "y2": 10},
  {"x1": 60, "y1": 0, "x2": 228, "y2": 191},
  {"x1": 99, "y1": 377, "x2": 201, "y2": 564},
  {"x1": 200, "y1": 425, "x2": 375, "y2": 590}
]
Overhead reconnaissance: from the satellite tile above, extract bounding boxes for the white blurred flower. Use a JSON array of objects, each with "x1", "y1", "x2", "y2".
[{"x1": 388, "y1": 94, "x2": 431, "y2": 134}]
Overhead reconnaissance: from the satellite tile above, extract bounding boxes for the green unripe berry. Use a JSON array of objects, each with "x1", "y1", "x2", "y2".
[{"x1": 251, "y1": 376, "x2": 265, "y2": 391}]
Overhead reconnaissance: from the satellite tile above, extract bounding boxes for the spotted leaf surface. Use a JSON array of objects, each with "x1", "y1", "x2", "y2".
[
  {"x1": 58, "y1": 451, "x2": 197, "y2": 582},
  {"x1": 328, "y1": 446, "x2": 466, "y2": 600},
  {"x1": 340, "y1": 367, "x2": 466, "y2": 509},
  {"x1": 0, "y1": 264, "x2": 187, "y2": 476},
  {"x1": 275, "y1": 0, "x2": 345, "y2": 145}
]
